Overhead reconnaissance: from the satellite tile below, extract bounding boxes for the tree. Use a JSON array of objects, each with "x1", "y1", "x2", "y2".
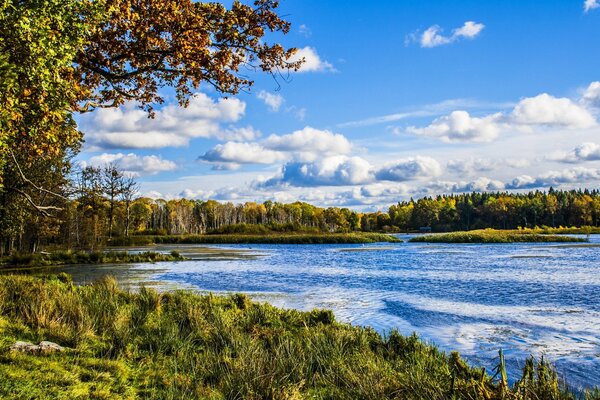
[
  {"x1": 101, "y1": 163, "x2": 123, "y2": 238},
  {"x1": 119, "y1": 174, "x2": 139, "y2": 237},
  {"x1": 75, "y1": 0, "x2": 302, "y2": 113},
  {"x1": 1, "y1": 0, "x2": 301, "y2": 251}
]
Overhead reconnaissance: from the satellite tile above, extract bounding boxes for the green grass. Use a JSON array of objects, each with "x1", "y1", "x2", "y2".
[
  {"x1": 524, "y1": 226, "x2": 600, "y2": 235},
  {"x1": 409, "y1": 229, "x2": 588, "y2": 243},
  {"x1": 109, "y1": 232, "x2": 402, "y2": 246},
  {"x1": 0, "y1": 250, "x2": 186, "y2": 268},
  {"x1": 0, "y1": 274, "x2": 597, "y2": 399}
]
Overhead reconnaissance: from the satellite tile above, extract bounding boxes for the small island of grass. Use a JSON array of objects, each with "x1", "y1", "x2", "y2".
[
  {"x1": 0, "y1": 250, "x2": 186, "y2": 269},
  {"x1": 409, "y1": 229, "x2": 588, "y2": 244},
  {"x1": 109, "y1": 232, "x2": 402, "y2": 246}
]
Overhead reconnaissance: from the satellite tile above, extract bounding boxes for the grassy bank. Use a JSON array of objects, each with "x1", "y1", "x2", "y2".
[
  {"x1": 409, "y1": 229, "x2": 588, "y2": 244},
  {"x1": 109, "y1": 232, "x2": 401, "y2": 246},
  {"x1": 0, "y1": 274, "x2": 597, "y2": 399},
  {"x1": 0, "y1": 250, "x2": 186, "y2": 268}
]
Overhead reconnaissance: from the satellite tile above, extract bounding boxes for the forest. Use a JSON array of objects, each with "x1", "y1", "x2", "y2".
[{"x1": 2, "y1": 158, "x2": 599, "y2": 254}]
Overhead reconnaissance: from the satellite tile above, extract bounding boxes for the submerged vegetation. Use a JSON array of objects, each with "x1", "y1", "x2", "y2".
[
  {"x1": 409, "y1": 229, "x2": 588, "y2": 244},
  {"x1": 0, "y1": 251, "x2": 185, "y2": 268},
  {"x1": 0, "y1": 274, "x2": 598, "y2": 399},
  {"x1": 109, "y1": 232, "x2": 401, "y2": 246}
]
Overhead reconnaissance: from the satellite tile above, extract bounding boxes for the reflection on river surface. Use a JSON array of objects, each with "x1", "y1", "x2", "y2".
[{"x1": 58, "y1": 234, "x2": 600, "y2": 389}]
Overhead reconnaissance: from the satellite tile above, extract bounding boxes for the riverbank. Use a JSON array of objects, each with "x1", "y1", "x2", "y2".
[
  {"x1": 0, "y1": 273, "x2": 595, "y2": 399},
  {"x1": 0, "y1": 250, "x2": 186, "y2": 269},
  {"x1": 108, "y1": 232, "x2": 402, "y2": 246},
  {"x1": 409, "y1": 229, "x2": 588, "y2": 243}
]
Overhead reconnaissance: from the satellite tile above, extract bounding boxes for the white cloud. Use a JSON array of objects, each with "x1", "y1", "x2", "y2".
[
  {"x1": 289, "y1": 46, "x2": 335, "y2": 72},
  {"x1": 257, "y1": 91, "x2": 284, "y2": 112},
  {"x1": 424, "y1": 177, "x2": 505, "y2": 194},
  {"x1": 200, "y1": 127, "x2": 353, "y2": 168},
  {"x1": 549, "y1": 142, "x2": 600, "y2": 163},
  {"x1": 510, "y1": 93, "x2": 596, "y2": 129},
  {"x1": 413, "y1": 21, "x2": 485, "y2": 48},
  {"x1": 84, "y1": 153, "x2": 177, "y2": 176},
  {"x1": 407, "y1": 91, "x2": 598, "y2": 143},
  {"x1": 582, "y1": 81, "x2": 600, "y2": 109},
  {"x1": 259, "y1": 155, "x2": 443, "y2": 188},
  {"x1": 447, "y1": 158, "x2": 497, "y2": 173},
  {"x1": 407, "y1": 110, "x2": 504, "y2": 142},
  {"x1": 80, "y1": 93, "x2": 249, "y2": 149},
  {"x1": 200, "y1": 142, "x2": 286, "y2": 166},
  {"x1": 584, "y1": 0, "x2": 600, "y2": 12},
  {"x1": 507, "y1": 167, "x2": 600, "y2": 189},
  {"x1": 375, "y1": 156, "x2": 442, "y2": 182},
  {"x1": 260, "y1": 156, "x2": 374, "y2": 187},
  {"x1": 263, "y1": 127, "x2": 352, "y2": 159}
]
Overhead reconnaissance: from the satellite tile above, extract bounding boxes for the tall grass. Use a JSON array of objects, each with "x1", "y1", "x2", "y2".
[
  {"x1": 0, "y1": 274, "x2": 597, "y2": 399},
  {"x1": 409, "y1": 229, "x2": 588, "y2": 244}
]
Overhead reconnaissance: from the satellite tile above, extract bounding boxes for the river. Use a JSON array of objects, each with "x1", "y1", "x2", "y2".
[{"x1": 58, "y1": 234, "x2": 600, "y2": 389}]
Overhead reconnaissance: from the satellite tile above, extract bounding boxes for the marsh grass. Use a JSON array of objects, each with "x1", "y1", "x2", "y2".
[
  {"x1": 409, "y1": 229, "x2": 588, "y2": 244},
  {"x1": 109, "y1": 232, "x2": 402, "y2": 246},
  {"x1": 0, "y1": 274, "x2": 597, "y2": 399},
  {"x1": 0, "y1": 250, "x2": 186, "y2": 268}
]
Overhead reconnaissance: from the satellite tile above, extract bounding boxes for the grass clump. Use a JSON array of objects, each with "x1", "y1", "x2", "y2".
[
  {"x1": 409, "y1": 229, "x2": 588, "y2": 244},
  {"x1": 109, "y1": 232, "x2": 401, "y2": 246},
  {"x1": 1, "y1": 250, "x2": 186, "y2": 268},
  {"x1": 0, "y1": 274, "x2": 597, "y2": 399}
]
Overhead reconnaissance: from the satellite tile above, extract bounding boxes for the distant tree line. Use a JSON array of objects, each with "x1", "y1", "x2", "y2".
[
  {"x1": 2, "y1": 166, "x2": 600, "y2": 255},
  {"x1": 386, "y1": 189, "x2": 600, "y2": 232}
]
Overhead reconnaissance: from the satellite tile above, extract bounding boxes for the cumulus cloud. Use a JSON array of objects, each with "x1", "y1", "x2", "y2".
[
  {"x1": 407, "y1": 91, "x2": 598, "y2": 143},
  {"x1": 263, "y1": 127, "x2": 352, "y2": 159},
  {"x1": 200, "y1": 127, "x2": 353, "y2": 168},
  {"x1": 447, "y1": 158, "x2": 496, "y2": 174},
  {"x1": 582, "y1": 81, "x2": 600, "y2": 109},
  {"x1": 548, "y1": 142, "x2": 600, "y2": 163},
  {"x1": 407, "y1": 111, "x2": 504, "y2": 142},
  {"x1": 84, "y1": 153, "x2": 177, "y2": 176},
  {"x1": 289, "y1": 47, "x2": 335, "y2": 72},
  {"x1": 80, "y1": 93, "x2": 250, "y2": 149},
  {"x1": 200, "y1": 142, "x2": 287, "y2": 167},
  {"x1": 425, "y1": 177, "x2": 505, "y2": 194},
  {"x1": 257, "y1": 91, "x2": 284, "y2": 112},
  {"x1": 584, "y1": 0, "x2": 599, "y2": 12},
  {"x1": 375, "y1": 156, "x2": 442, "y2": 182},
  {"x1": 510, "y1": 93, "x2": 596, "y2": 129},
  {"x1": 507, "y1": 167, "x2": 600, "y2": 189},
  {"x1": 261, "y1": 156, "x2": 374, "y2": 187},
  {"x1": 259, "y1": 155, "x2": 443, "y2": 188},
  {"x1": 409, "y1": 21, "x2": 485, "y2": 48}
]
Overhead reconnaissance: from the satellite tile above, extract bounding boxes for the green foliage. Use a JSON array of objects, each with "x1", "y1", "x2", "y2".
[
  {"x1": 0, "y1": 274, "x2": 597, "y2": 399},
  {"x1": 389, "y1": 189, "x2": 600, "y2": 232},
  {"x1": 409, "y1": 229, "x2": 588, "y2": 243}
]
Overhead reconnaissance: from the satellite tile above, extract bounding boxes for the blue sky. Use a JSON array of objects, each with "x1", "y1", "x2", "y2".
[{"x1": 77, "y1": 0, "x2": 600, "y2": 209}]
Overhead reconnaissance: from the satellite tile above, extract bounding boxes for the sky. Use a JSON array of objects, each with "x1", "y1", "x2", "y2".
[{"x1": 76, "y1": 0, "x2": 600, "y2": 210}]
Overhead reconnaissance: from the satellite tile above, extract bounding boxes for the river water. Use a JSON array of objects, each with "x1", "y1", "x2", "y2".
[{"x1": 59, "y1": 234, "x2": 600, "y2": 389}]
